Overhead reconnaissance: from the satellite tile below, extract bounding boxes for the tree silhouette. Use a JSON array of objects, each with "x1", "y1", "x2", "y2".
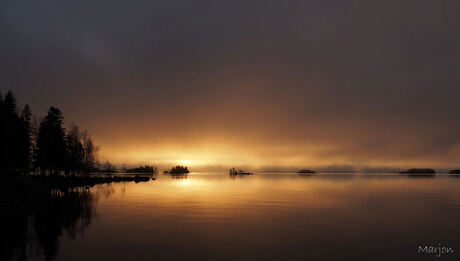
[
  {"x1": 126, "y1": 165, "x2": 157, "y2": 173},
  {"x1": 0, "y1": 92, "x2": 6, "y2": 173},
  {"x1": 1, "y1": 91, "x2": 99, "y2": 176},
  {"x1": 169, "y1": 166, "x2": 190, "y2": 174},
  {"x1": 19, "y1": 104, "x2": 33, "y2": 173},
  {"x1": 98, "y1": 161, "x2": 117, "y2": 173},
  {"x1": 81, "y1": 130, "x2": 98, "y2": 173},
  {"x1": 65, "y1": 124, "x2": 84, "y2": 175},
  {"x1": 37, "y1": 107, "x2": 67, "y2": 175},
  {"x1": 0, "y1": 91, "x2": 26, "y2": 174}
]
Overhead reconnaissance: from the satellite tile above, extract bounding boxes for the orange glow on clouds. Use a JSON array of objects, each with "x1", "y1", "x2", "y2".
[{"x1": 96, "y1": 136, "x2": 460, "y2": 171}]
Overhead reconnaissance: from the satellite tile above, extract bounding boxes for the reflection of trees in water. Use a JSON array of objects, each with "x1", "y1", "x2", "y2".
[
  {"x1": 1, "y1": 184, "x2": 112, "y2": 261},
  {"x1": 0, "y1": 208, "x2": 29, "y2": 261},
  {"x1": 93, "y1": 183, "x2": 116, "y2": 199},
  {"x1": 34, "y1": 190, "x2": 96, "y2": 260},
  {"x1": 168, "y1": 174, "x2": 189, "y2": 180},
  {"x1": 162, "y1": 172, "x2": 189, "y2": 180},
  {"x1": 229, "y1": 173, "x2": 251, "y2": 180}
]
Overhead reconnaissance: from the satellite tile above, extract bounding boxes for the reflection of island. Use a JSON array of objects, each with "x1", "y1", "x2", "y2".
[
  {"x1": 169, "y1": 174, "x2": 188, "y2": 179},
  {"x1": 297, "y1": 169, "x2": 316, "y2": 174},
  {"x1": 229, "y1": 168, "x2": 253, "y2": 175},
  {"x1": 399, "y1": 168, "x2": 436, "y2": 174},
  {"x1": 0, "y1": 177, "x2": 102, "y2": 261}
]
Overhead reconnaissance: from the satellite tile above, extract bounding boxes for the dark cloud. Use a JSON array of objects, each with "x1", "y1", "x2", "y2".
[{"x1": 1, "y1": 0, "x2": 460, "y2": 168}]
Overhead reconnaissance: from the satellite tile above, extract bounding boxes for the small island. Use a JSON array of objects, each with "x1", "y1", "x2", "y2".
[
  {"x1": 399, "y1": 168, "x2": 436, "y2": 174},
  {"x1": 229, "y1": 168, "x2": 253, "y2": 175},
  {"x1": 297, "y1": 169, "x2": 316, "y2": 174},
  {"x1": 449, "y1": 170, "x2": 460, "y2": 174},
  {"x1": 168, "y1": 165, "x2": 190, "y2": 174},
  {"x1": 126, "y1": 165, "x2": 158, "y2": 174}
]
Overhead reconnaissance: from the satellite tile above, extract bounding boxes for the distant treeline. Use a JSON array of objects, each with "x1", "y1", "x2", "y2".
[
  {"x1": 125, "y1": 165, "x2": 158, "y2": 173},
  {"x1": 0, "y1": 91, "x2": 98, "y2": 175},
  {"x1": 399, "y1": 168, "x2": 436, "y2": 174}
]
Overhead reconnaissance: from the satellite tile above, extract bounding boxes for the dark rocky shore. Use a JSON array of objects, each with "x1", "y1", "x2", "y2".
[
  {"x1": 27, "y1": 175, "x2": 154, "y2": 189},
  {"x1": 0, "y1": 174, "x2": 154, "y2": 204}
]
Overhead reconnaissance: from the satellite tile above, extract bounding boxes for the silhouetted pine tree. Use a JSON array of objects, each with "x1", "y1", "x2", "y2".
[
  {"x1": 0, "y1": 92, "x2": 5, "y2": 174},
  {"x1": 19, "y1": 104, "x2": 33, "y2": 173},
  {"x1": 37, "y1": 107, "x2": 67, "y2": 175},
  {"x1": 0, "y1": 91, "x2": 25, "y2": 174},
  {"x1": 30, "y1": 115, "x2": 39, "y2": 174},
  {"x1": 0, "y1": 91, "x2": 100, "y2": 175}
]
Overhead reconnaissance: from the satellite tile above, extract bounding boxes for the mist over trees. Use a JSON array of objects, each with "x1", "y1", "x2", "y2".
[{"x1": 0, "y1": 91, "x2": 99, "y2": 175}]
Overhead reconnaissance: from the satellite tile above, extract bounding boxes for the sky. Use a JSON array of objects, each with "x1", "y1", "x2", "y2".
[{"x1": 1, "y1": 1, "x2": 460, "y2": 171}]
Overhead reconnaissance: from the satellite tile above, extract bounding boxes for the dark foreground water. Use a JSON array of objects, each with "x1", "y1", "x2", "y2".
[{"x1": 4, "y1": 173, "x2": 460, "y2": 260}]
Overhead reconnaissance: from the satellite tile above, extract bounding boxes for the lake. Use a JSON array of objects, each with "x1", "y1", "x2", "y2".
[{"x1": 6, "y1": 173, "x2": 460, "y2": 260}]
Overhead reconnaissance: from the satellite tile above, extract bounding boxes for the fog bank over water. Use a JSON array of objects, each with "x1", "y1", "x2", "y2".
[{"x1": 2, "y1": 0, "x2": 460, "y2": 169}]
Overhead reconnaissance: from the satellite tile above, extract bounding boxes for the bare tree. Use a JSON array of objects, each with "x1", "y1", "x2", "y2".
[{"x1": 81, "y1": 130, "x2": 99, "y2": 173}]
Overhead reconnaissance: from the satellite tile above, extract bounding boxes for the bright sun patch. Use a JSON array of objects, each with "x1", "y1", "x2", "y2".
[{"x1": 177, "y1": 159, "x2": 192, "y2": 165}]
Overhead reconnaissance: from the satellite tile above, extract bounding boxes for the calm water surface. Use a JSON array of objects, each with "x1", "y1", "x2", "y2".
[{"x1": 12, "y1": 173, "x2": 460, "y2": 260}]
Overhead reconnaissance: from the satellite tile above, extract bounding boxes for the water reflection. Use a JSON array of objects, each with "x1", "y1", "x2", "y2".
[
  {"x1": 164, "y1": 173, "x2": 189, "y2": 179},
  {"x1": 3, "y1": 174, "x2": 460, "y2": 260},
  {"x1": 1, "y1": 185, "x2": 113, "y2": 261},
  {"x1": 228, "y1": 173, "x2": 252, "y2": 179},
  {"x1": 169, "y1": 174, "x2": 189, "y2": 180}
]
